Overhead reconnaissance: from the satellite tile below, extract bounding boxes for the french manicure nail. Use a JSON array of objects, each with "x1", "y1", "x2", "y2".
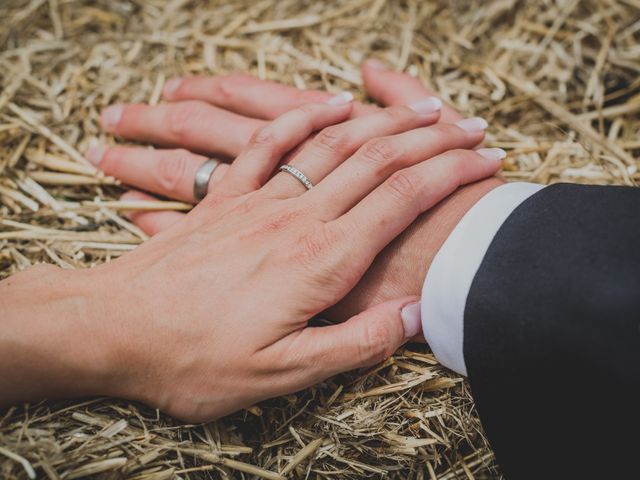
[
  {"x1": 401, "y1": 301, "x2": 422, "y2": 339},
  {"x1": 477, "y1": 148, "x2": 507, "y2": 162},
  {"x1": 408, "y1": 96, "x2": 442, "y2": 115},
  {"x1": 455, "y1": 117, "x2": 488, "y2": 132},
  {"x1": 163, "y1": 77, "x2": 183, "y2": 97},
  {"x1": 367, "y1": 59, "x2": 388, "y2": 71},
  {"x1": 86, "y1": 145, "x2": 107, "y2": 166},
  {"x1": 326, "y1": 91, "x2": 354, "y2": 106},
  {"x1": 101, "y1": 105, "x2": 123, "y2": 130}
]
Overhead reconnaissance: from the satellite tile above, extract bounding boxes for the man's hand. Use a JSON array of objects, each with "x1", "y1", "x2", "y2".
[{"x1": 87, "y1": 59, "x2": 504, "y2": 324}]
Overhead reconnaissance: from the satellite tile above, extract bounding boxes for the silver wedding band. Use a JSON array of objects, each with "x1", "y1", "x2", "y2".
[
  {"x1": 193, "y1": 158, "x2": 221, "y2": 202},
  {"x1": 279, "y1": 164, "x2": 314, "y2": 190}
]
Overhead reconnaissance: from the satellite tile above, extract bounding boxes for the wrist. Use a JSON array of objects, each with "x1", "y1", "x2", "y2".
[{"x1": 0, "y1": 264, "x2": 123, "y2": 405}]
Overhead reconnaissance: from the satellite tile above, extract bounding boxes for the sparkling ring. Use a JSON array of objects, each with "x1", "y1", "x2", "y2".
[
  {"x1": 193, "y1": 158, "x2": 221, "y2": 202},
  {"x1": 279, "y1": 164, "x2": 314, "y2": 190}
]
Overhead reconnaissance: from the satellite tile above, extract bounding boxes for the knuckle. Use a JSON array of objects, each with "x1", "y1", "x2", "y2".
[
  {"x1": 294, "y1": 89, "x2": 326, "y2": 105},
  {"x1": 214, "y1": 74, "x2": 249, "y2": 102},
  {"x1": 254, "y1": 209, "x2": 302, "y2": 235},
  {"x1": 385, "y1": 170, "x2": 421, "y2": 205},
  {"x1": 426, "y1": 123, "x2": 459, "y2": 146},
  {"x1": 290, "y1": 226, "x2": 340, "y2": 267},
  {"x1": 297, "y1": 103, "x2": 317, "y2": 114},
  {"x1": 447, "y1": 150, "x2": 473, "y2": 182},
  {"x1": 360, "y1": 318, "x2": 394, "y2": 365},
  {"x1": 447, "y1": 148, "x2": 473, "y2": 160},
  {"x1": 248, "y1": 125, "x2": 278, "y2": 149},
  {"x1": 451, "y1": 150, "x2": 471, "y2": 170},
  {"x1": 299, "y1": 229, "x2": 333, "y2": 259},
  {"x1": 314, "y1": 126, "x2": 350, "y2": 153},
  {"x1": 293, "y1": 113, "x2": 314, "y2": 137},
  {"x1": 198, "y1": 190, "x2": 227, "y2": 209},
  {"x1": 384, "y1": 106, "x2": 412, "y2": 122},
  {"x1": 427, "y1": 150, "x2": 471, "y2": 191},
  {"x1": 360, "y1": 137, "x2": 402, "y2": 167},
  {"x1": 157, "y1": 150, "x2": 188, "y2": 192},
  {"x1": 442, "y1": 149, "x2": 471, "y2": 171},
  {"x1": 429, "y1": 122, "x2": 454, "y2": 135},
  {"x1": 168, "y1": 101, "x2": 201, "y2": 137}
]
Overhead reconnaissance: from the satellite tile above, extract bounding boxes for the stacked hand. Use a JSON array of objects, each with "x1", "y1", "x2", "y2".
[
  {"x1": 89, "y1": 60, "x2": 505, "y2": 322},
  {"x1": 0, "y1": 61, "x2": 503, "y2": 421}
]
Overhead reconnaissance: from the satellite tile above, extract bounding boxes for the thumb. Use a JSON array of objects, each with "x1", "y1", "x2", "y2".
[
  {"x1": 299, "y1": 296, "x2": 422, "y2": 380},
  {"x1": 361, "y1": 59, "x2": 463, "y2": 123}
]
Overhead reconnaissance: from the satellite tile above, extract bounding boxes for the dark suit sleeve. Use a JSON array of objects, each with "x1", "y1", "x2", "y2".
[{"x1": 464, "y1": 183, "x2": 640, "y2": 479}]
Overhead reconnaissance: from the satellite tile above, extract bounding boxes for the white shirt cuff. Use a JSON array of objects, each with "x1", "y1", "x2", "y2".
[{"x1": 420, "y1": 182, "x2": 545, "y2": 376}]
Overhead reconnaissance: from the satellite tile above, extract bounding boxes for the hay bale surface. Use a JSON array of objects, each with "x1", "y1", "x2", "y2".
[{"x1": 1, "y1": 0, "x2": 638, "y2": 478}]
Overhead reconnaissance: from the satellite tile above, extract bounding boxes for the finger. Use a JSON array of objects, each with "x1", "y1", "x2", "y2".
[
  {"x1": 262, "y1": 99, "x2": 442, "y2": 198},
  {"x1": 87, "y1": 145, "x2": 229, "y2": 202},
  {"x1": 362, "y1": 59, "x2": 463, "y2": 123},
  {"x1": 222, "y1": 97, "x2": 353, "y2": 195},
  {"x1": 331, "y1": 148, "x2": 505, "y2": 261},
  {"x1": 120, "y1": 191, "x2": 185, "y2": 236},
  {"x1": 163, "y1": 74, "x2": 379, "y2": 120},
  {"x1": 100, "y1": 101, "x2": 265, "y2": 157},
  {"x1": 308, "y1": 118, "x2": 488, "y2": 219},
  {"x1": 281, "y1": 297, "x2": 421, "y2": 384}
]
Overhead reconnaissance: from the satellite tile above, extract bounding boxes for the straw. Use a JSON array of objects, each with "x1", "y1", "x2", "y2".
[{"x1": 1, "y1": 0, "x2": 638, "y2": 478}]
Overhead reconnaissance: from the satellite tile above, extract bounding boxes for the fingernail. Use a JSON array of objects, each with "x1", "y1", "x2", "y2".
[
  {"x1": 163, "y1": 77, "x2": 182, "y2": 98},
  {"x1": 86, "y1": 145, "x2": 107, "y2": 166},
  {"x1": 401, "y1": 301, "x2": 422, "y2": 339},
  {"x1": 367, "y1": 59, "x2": 388, "y2": 71},
  {"x1": 120, "y1": 191, "x2": 139, "y2": 200},
  {"x1": 119, "y1": 192, "x2": 139, "y2": 219},
  {"x1": 326, "y1": 91, "x2": 354, "y2": 106},
  {"x1": 455, "y1": 117, "x2": 488, "y2": 132},
  {"x1": 408, "y1": 96, "x2": 442, "y2": 115},
  {"x1": 477, "y1": 148, "x2": 507, "y2": 162},
  {"x1": 101, "y1": 105, "x2": 123, "y2": 130}
]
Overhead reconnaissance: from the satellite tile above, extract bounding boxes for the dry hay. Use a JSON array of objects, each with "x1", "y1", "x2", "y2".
[{"x1": 1, "y1": 0, "x2": 639, "y2": 478}]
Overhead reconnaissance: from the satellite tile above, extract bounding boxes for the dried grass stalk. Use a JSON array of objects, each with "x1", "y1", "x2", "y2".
[{"x1": 1, "y1": 0, "x2": 638, "y2": 478}]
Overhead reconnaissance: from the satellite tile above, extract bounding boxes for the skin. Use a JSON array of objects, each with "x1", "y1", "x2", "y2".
[
  {"x1": 0, "y1": 96, "x2": 502, "y2": 421},
  {"x1": 90, "y1": 59, "x2": 504, "y2": 321}
]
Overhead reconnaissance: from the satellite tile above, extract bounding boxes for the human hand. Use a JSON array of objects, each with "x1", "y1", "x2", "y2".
[
  {"x1": 71, "y1": 97, "x2": 501, "y2": 421},
  {"x1": 88, "y1": 60, "x2": 504, "y2": 324}
]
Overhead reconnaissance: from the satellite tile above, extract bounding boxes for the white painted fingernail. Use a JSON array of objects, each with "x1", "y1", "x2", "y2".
[
  {"x1": 101, "y1": 105, "x2": 123, "y2": 130},
  {"x1": 326, "y1": 91, "x2": 354, "y2": 106},
  {"x1": 401, "y1": 301, "x2": 422, "y2": 339},
  {"x1": 163, "y1": 77, "x2": 183, "y2": 98},
  {"x1": 455, "y1": 117, "x2": 488, "y2": 132},
  {"x1": 408, "y1": 96, "x2": 442, "y2": 115},
  {"x1": 86, "y1": 145, "x2": 107, "y2": 166},
  {"x1": 477, "y1": 148, "x2": 507, "y2": 162}
]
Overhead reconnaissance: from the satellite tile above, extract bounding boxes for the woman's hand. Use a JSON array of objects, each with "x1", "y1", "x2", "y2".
[{"x1": 4, "y1": 95, "x2": 501, "y2": 422}]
